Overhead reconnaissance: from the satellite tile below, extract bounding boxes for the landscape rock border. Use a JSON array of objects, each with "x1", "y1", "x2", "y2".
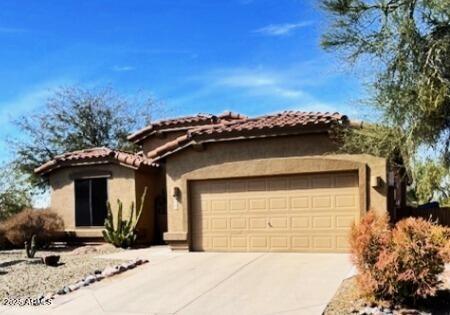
[{"x1": 50, "y1": 258, "x2": 149, "y2": 298}]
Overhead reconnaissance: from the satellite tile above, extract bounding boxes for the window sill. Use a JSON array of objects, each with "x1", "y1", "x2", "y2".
[
  {"x1": 65, "y1": 228, "x2": 104, "y2": 238},
  {"x1": 73, "y1": 226, "x2": 105, "y2": 229}
]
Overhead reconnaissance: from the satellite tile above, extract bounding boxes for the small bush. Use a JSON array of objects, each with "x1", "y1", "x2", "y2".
[
  {"x1": 391, "y1": 218, "x2": 450, "y2": 299},
  {"x1": 351, "y1": 211, "x2": 450, "y2": 303},
  {"x1": 2, "y1": 209, "x2": 64, "y2": 247},
  {"x1": 350, "y1": 211, "x2": 393, "y2": 298}
]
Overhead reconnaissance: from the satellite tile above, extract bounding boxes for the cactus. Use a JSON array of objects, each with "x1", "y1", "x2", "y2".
[
  {"x1": 102, "y1": 187, "x2": 147, "y2": 248},
  {"x1": 25, "y1": 234, "x2": 37, "y2": 258}
]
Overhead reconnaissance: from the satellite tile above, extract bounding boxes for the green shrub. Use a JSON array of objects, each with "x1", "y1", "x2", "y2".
[
  {"x1": 103, "y1": 187, "x2": 147, "y2": 248},
  {"x1": 351, "y1": 211, "x2": 450, "y2": 302},
  {"x1": 2, "y1": 208, "x2": 64, "y2": 247},
  {"x1": 0, "y1": 164, "x2": 32, "y2": 222}
]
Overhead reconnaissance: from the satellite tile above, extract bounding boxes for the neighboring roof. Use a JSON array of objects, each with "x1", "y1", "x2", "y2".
[
  {"x1": 127, "y1": 111, "x2": 246, "y2": 144},
  {"x1": 146, "y1": 111, "x2": 347, "y2": 160},
  {"x1": 34, "y1": 147, "x2": 158, "y2": 175}
]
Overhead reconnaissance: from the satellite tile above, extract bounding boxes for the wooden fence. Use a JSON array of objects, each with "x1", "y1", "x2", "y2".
[{"x1": 399, "y1": 207, "x2": 450, "y2": 227}]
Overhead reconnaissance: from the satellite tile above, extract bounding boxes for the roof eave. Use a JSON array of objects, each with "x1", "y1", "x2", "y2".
[{"x1": 35, "y1": 157, "x2": 159, "y2": 177}]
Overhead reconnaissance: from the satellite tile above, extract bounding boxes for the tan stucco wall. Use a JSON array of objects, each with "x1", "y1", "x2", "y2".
[
  {"x1": 163, "y1": 133, "x2": 387, "y2": 248},
  {"x1": 49, "y1": 164, "x2": 157, "y2": 240}
]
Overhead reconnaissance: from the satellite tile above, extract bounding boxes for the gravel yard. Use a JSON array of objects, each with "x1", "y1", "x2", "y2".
[
  {"x1": 0, "y1": 244, "x2": 126, "y2": 300},
  {"x1": 324, "y1": 274, "x2": 450, "y2": 315},
  {"x1": 323, "y1": 277, "x2": 367, "y2": 315}
]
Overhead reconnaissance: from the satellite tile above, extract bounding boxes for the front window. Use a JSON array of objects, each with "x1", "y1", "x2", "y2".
[{"x1": 75, "y1": 178, "x2": 108, "y2": 227}]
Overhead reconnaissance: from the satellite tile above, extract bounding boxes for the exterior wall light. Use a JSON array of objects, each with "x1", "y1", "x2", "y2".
[
  {"x1": 173, "y1": 187, "x2": 181, "y2": 199},
  {"x1": 370, "y1": 176, "x2": 383, "y2": 188},
  {"x1": 172, "y1": 187, "x2": 181, "y2": 210}
]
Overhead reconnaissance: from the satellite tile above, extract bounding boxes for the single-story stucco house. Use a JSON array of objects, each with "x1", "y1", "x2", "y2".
[{"x1": 35, "y1": 111, "x2": 406, "y2": 252}]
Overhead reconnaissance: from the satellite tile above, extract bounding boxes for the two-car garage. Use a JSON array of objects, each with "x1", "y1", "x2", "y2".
[
  {"x1": 190, "y1": 171, "x2": 360, "y2": 252},
  {"x1": 157, "y1": 113, "x2": 390, "y2": 252}
]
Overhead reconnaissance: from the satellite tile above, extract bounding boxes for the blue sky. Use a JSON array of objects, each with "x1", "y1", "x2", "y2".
[{"x1": 0, "y1": 0, "x2": 367, "y2": 162}]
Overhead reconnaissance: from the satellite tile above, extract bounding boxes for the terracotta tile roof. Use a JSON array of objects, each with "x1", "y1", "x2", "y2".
[
  {"x1": 128, "y1": 112, "x2": 246, "y2": 144},
  {"x1": 35, "y1": 147, "x2": 158, "y2": 175},
  {"x1": 147, "y1": 135, "x2": 190, "y2": 159},
  {"x1": 37, "y1": 111, "x2": 348, "y2": 174},
  {"x1": 189, "y1": 111, "x2": 346, "y2": 138},
  {"x1": 147, "y1": 111, "x2": 347, "y2": 160}
]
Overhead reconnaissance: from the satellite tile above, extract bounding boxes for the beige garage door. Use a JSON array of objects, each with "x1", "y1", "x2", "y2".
[{"x1": 190, "y1": 172, "x2": 360, "y2": 252}]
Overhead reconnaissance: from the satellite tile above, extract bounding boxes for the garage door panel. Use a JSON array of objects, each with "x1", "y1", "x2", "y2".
[
  {"x1": 312, "y1": 216, "x2": 333, "y2": 229},
  {"x1": 230, "y1": 217, "x2": 247, "y2": 229},
  {"x1": 211, "y1": 236, "x2": 228, "y2": 249},
  {"x1": 249, "y1": 198, "x2": 267, "y2": 211},
  {"x1": 336, "y1": 235, "x2": 351, "y2": 250},
  {"x1": 249, "y1": 217, "x2": 268, "y2": 229},
  {"x1": 230, "y1": 236, "x2": 247, "y2": 249},
  {"x1": 336, "y1": 215, "x2": 357, "y2": 229},
  {"x1": 292, "y1": 236, "x2": 310, "y2": 249},
  {"x1": 290, "y1": 196, "x2": 310, "y2": 209},
  {"x1": 312, "y1": 236, "x2": 334, "y2": 249},
  {"x1": 335, "y1": 194, "x2": 357, "y2": 208},
  {"x1": 190, "y1": 172, "x2": 359, "y2": 252},
  {"x1": 210, "y1": 200, "x2": 228, "y2": 212},
  {"x1": 291, "y1": 216, "x2": 310, "y2": 229},
  {"x1": 312, "y1": 195, "x2": 332, "y2": 209},
  {"x1": 230, "y1": 199, "x2": 247, "y2": 211},
  {"x1": 269, "y1": 197, "x2": 288, "y2": 210},
  {"x1": 269, "y1": 217, "x2": 288, "y2": 229},
  {"x1": 270, "y1": 236, "x2": 289, "y2": 250},
  {"x1": 250, "y1": 236, "x2": 269, "y2": 249},
  {"x1": 211, "y1": 218, "x2": 228, "y2": 230}
]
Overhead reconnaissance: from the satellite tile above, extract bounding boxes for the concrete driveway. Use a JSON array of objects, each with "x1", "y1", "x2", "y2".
[{"x1": 1, "y1": 246, "x2": 353, "y2": 315}]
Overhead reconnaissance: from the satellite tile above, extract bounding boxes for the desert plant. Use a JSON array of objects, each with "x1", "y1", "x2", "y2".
[
  {"x1": 350, "y1": 211, "x2": 393, "y2": 299},
  {"x1": 2, "y1": 208, "x2": 64, "y2": 247},
  {"x1": 103, "y1": 187, "x2": 147, "y2": 248},
  {"x1": 390, "y1": 218, "x2": 450, "y2": 300},
  {"x1": 351, "y1": 211, "x2": 450, "y2": 303},
  {"x1": 25, "y1": 234, "x2": 37, "y2": 258}
]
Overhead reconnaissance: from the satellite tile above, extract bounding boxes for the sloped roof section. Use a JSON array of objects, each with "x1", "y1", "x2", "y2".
[
  {"x1": 128, "y1": 111, "x2": 246, "y2": 144},
  {"x1": 190, "y1": 111, "x2": 346, "y2": 138},
  {"x1": 35, "y1": 147, "x2": 158, "y2": 175},
  {"x1": 146, "y1": 111, "x2": 347, "y2": 160}
]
